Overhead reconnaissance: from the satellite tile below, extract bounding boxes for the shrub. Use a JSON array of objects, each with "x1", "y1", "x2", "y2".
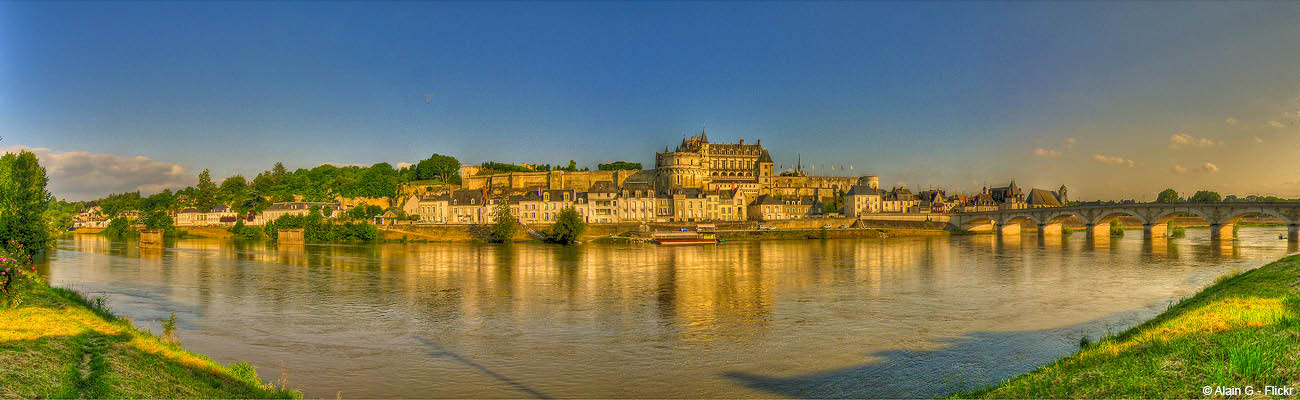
[
  {"x1": 161, "y1": 312, "x2": 179, "y2": 345},
  {"x1": 228, "y1": 220, "x2": 263, "y2": 240},
  {"x1": 104, "y1": 217, "x2": 138, "y2": 239},
  {"x1": 1109, "y1": 219, "x2": 1125, "y2": 237},
  {"x1": 228, "y1": 361, "x2": 262, "y2": 385},
  {"x1": 1168, "y1": 222, "x2": 1186, "y2": 239},
  {"x1": 0, "y1": 240, "x2": 40, "y2": 308},
  {"x1": 490, "y1": 200, "x2": 517, "y2": 243},
  {"x1": 549, "y1": 207, "x2": 585, "y2": 245}
]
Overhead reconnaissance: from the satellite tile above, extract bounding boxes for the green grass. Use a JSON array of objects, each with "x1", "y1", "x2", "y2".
[
  {"x1": 955, "y1": 255, "x2": 1300, "y2": 398},
  {"x1": 0, "y1": 283, "x2": 300, "y2": 399}
]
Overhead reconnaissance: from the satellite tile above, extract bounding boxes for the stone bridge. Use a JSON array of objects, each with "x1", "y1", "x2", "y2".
[{"x1": 948, "y1": 203, "x2": 1300, "y2": 241}]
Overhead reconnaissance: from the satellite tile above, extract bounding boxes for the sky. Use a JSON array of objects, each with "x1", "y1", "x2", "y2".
[{"x1": 2, "y1": 2, "x2": 1299, "y2": 201}]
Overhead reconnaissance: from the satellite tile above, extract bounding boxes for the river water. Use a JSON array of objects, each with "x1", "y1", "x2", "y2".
[{"x1": 37, "y1": 228, "x2": 1297, "y2": 398}]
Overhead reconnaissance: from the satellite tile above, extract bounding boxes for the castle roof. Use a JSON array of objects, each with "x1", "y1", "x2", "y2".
[{"x1": 1027, "y1": 188, "x2": 1063, "y2": 207}]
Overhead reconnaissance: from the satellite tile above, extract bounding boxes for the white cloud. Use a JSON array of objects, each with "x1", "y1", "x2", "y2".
[
  {"x1": 322, "y1": 162, "x2": 367, "y2": 168},
  {"x1": 1171, "y1": 165, "x2": 1188, "y2": 174},
  {"x1": 1169, "y1": 133, "x2": 1220, "y2": 148},
  {"x1": 1265, "y1": 120, "x2": 1286, "y2": 128},
  {"x1": 1254, "y1": 136, "x2": 1264, "y2": 144},
  {"x1": 1225, "y1": 117, "x2": 1240, "y2": 126},
  {"x1": 1064, "y1": 137, "x2": 1076, "y2": 150},
  {"x1": 1092, "y1": 154, "x2": 1135, "y2": 167},
  {"x1": 1, "y1": 146, "x2": 194, "y2": 201},
  {"x1": 395, "y1": 162, "x2": 414, "y2": 169},
  {"x1": 1033, "y1": 148, "x2": 1060, "y2": 158},
  {"x1": 1201, "y1": 162, "x2": 1219, "y2": 173}
]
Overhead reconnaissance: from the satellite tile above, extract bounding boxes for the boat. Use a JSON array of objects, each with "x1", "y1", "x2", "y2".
[{"x1": 652, "y1": 226, "x2": 718, "y2": 245}]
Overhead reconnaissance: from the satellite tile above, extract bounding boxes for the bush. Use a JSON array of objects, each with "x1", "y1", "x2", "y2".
[
  {"x1": 228, "y1": 220, "x2": 263, "y2": 240},
  {"x1": 0, "y1": 241, "x2": 40, "y2": 308},
  {"x1": 490, "y1": 201, "x2": 517, "y2": 243},
  {"x1": 549, "y1": 207, "x2": 585, "y2": 245},
  {"x1": 264, "y1": 212, "x2": 378, "y2": 243},
  {"x1": 1168, "y1": 222, "x2": 1186, "y2": 239},
  {"x1": 104, "y1": 217, "x2": 138, "y2": 239},
  {"x1": 1109, "y1": 219, "x2": 1125, "y2": 237},
  {"x1": 227, "y1": 361, "x2": 261, "y2": 385},
  {"x1": 161, "y1": 312, "x2": 179, "y2": 345}
]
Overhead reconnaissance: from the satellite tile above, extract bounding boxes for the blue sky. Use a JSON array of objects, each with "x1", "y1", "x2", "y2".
[{"x1": 2, "y1": 2, "x2": 1299, "y2": 200}]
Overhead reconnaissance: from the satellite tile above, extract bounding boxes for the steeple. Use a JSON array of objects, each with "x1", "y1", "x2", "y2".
[{"x1": 700, "y1": 128, "x2": 708, "y2": 143}]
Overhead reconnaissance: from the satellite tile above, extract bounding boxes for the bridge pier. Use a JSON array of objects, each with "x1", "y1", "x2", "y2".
[
  {"x1": 1289, "y1": 224, "x2": 1299, "y2": 243},
  {"x1": 997, "y1": 222, "x2": 1021, "y2": 238},
  {"x1": 1209, "y1": 223, "x2": 1235, "y2": 241},
  {"x1": 1142, "y1": 223, "x2": 1167, "y2": 240},
  {"x1": 1084, "y1": 223, "x2": 1108, "y2": 241}
]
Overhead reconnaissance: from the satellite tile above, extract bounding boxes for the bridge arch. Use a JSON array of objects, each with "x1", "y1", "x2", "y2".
[
  {"x1": 1041, "y1": 211, "x2": 1082, "y2": 225},
  {"x1": 958, "y1": 216, "x2": 998, "y2": 232},
  {"x1": 1004, "y1": 215, "x2": 1038, "y2": 226},
  {"x1": 1220, "y1": 209, "x2": 1295, "y2": 226},
  {"x1": 1151, "y1": 209, "x2": 1213, "y2": 225},
  {"x1": 1089, "y1": 211, "x2": 1147, "y2": 226}
]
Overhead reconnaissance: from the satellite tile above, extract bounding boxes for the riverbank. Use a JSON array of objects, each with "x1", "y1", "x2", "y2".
[
  {"x1": 0, "y1": 283, "x2": 299, "y2": 398},
  {"x1": 957, "y1": 254, "x2": 1300, "y2": 398}
]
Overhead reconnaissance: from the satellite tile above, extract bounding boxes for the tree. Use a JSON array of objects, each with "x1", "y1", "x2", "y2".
[
  {"x1": 597, "y1": 161, "x2": 642, "y2": 171},
  {"x1": 564, "y1": 160, "x2": 578, "y2": 172},
  {"x1": 195, "y1": 169, "x2": 218, "y2": 211},
  {"x1": 142, "y1": 210, "x2": 178, "y2": 236},
  {"x1": 103, "y1": 218, "x2": 137, "y2": 239},
  {"x1": 1188, "y1": 190, "x2": 1223, "y2": 203},
  {"x1": 550, "y1": 207, "x2": 585, "y2": 245},
  {"x1": 490, "y1": 198, "x2": 517, "y2": 243},
  {"x1": 414, "y1": 153, "x2": 461, "y2": 183},
  {"x1": 1155, "y1": 189, "x2": 1180, "y2": 203},
  {"x1": 0, "y1": 150, "x2": 52, "y2": 252},
  {"x1": 219, "y1": 175, "x2": 248, "y2": 205},
  {"x1": 271, "y1": 162, "x2": 288, "y2": 185}
]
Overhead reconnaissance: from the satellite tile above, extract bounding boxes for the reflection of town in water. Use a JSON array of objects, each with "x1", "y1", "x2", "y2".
[{"x1": 42, "y1": 228, "x2": 1294, "y2": 398}]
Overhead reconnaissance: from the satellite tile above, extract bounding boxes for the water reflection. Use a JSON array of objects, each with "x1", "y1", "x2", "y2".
[{"x1": 40, "y1": 228, "x2": 1294, "y2": 398}]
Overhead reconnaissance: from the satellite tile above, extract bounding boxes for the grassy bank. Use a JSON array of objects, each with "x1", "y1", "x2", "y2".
[
  {"x1": 0, "y1": 283, "x2": 299, "y2": 398},
  {"x1": 958, "y1": 255, "x2": 1300, "y2": 398}
]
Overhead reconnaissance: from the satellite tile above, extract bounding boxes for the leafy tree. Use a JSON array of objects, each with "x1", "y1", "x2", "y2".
[
  {"x1": 346, "y1": 204, "x2": 384, "y2": 220},
  {"x1": 1155, "y1": 189, "x2": 1180, "y2": 203},
  {"x1": 550, "y1": 207, "x2": 585, "y2": 245},
  {"x1": 414, "y1": 153, "x2": 461, "y2": 183},
  {"x1": 1188, "y1": 190, "x2": 1223, "y2": 203},
  {"x1": 219, "y1": 175, "x2": 248, "y2": 205},
  {"x1": 195, "y1": 169, "x2": 218, "y2": 211},
  {"x1": 141, "y1": 210, "x2": 180, "y2": 237},
  {"x1": 104, "y1": 218, "x2": 137, "y2": 239},
  {"x1": 139, "y1": 190, "x2": 177, "y2": 212},
  {"x1": 271, "y1": 162, "x2": 288, "y2": 185},
  {"x1": 597, "y1": 161, "x2": 642, "y2": 171},
  {"x1": 564, "y1": 160, "x2": 578, "y2": 172},
  {"x1": 480, "y1": 162, "x2": 533, "y2": 174},
  {"x1": 0, "y1": 150, "x2": 52, "y2": 252},
  {"x1": 490, "y1": 198, "x2": 517, "y2": 243},
  {"x1": 227, "y1": 220, "x2": 262, "y2": 240},
  {"x1": 1109, "y1": 219, "x2": 1124, "y2": 237}
]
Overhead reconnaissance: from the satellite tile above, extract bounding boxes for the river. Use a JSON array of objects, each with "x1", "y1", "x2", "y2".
[{"x1": 36, "y1": 228, "x2": 1297, "y2": 398}]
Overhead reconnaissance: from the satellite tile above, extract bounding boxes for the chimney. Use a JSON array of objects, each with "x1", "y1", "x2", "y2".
[
  {"x1": 739, "y1": 139, "x2": 745, "y2": 145},
  {"x1": 756, "y1": 139, "x2": 761, "y2": 146}
]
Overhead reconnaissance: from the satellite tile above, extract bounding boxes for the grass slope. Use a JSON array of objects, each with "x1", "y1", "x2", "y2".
[
  {"x1": 0, "y1": 284, "x2": 299, "y2": 398},
  {"x1": 959, "y1": 255, "x2": 1300, "y2": 398}
]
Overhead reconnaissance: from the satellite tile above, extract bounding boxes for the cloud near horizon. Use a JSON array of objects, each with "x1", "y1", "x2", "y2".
[
  {"x1": 2, "y1": 146, "x2": 195, "y2": 201},
  {"x1": 1169, "y1": 133, "x2": 1220, "y2": 148},
  {"x1": 1033, "y1": 148, "x2": 1060, "y2": 158},
  {"x1": 1092, "y1": 154, "x2": 1135, "y2": 167}
]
